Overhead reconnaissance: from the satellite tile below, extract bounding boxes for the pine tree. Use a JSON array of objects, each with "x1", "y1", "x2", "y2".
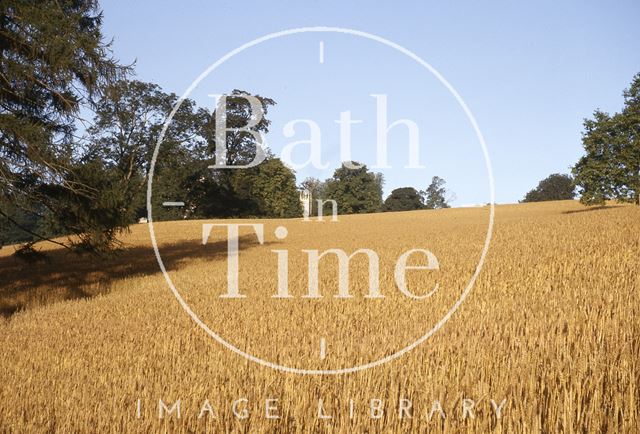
[{"x1": 0, "y1": 0, "x2": 127, "y2": 252}]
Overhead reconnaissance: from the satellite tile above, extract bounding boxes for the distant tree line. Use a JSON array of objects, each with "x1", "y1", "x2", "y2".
[
  {"x1": 11, "y1": 0, "x2": 638, "y2": 258},
  {"x1": 301, "y1": 164, "x2": 384, "y2": 216},
  {"x1": 383, "y1": 176, "x2": 451, "y2": 211},
  {"x1": 0, "y1": 0, "x2": 450, "y2": 253},
  {"x1": 302, "y1": 172, "x2": 451, "y2": 215},
  {"x1": 1, "y1": 76, "x2": 301, "y2": 248}
]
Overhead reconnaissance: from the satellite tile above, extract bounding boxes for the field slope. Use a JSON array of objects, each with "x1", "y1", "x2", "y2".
[{"x1": 0, "y1": 200, "x2": 638, "y2": 432}]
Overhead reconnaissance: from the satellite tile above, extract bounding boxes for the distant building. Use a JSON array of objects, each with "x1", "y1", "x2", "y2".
[{"x1": 300, "y1": 189, "x2": 311, "y2": 220}]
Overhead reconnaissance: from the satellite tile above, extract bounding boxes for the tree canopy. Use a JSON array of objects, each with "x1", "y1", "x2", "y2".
[
  {"x1": 0, "y1": 0, "x2": 292, "y2": 251},
  {"x1": 323, "y1": 162, "x2": 383, "y2": 214},
  {"x1": 384, "y1": 187, "x2": 423, "y2": 211},
  {"x1": 572, "y1": 73, "x2": 640, "y2": 205},
  {"x1": 522, "y1": 173, "x2": 575, "y2": 203},
  {"x1": 1, "y1": 0, "x2": 470, "y2": 253},
  {"x1": 231, "y1": 158, "x2": 301, "y2": 218},
  {"x1": 0, "y1": 0, "x2": 127, "y2": 251},
  {"x1": 191, "y1": 90, "x2": 277, "y2": 218}
]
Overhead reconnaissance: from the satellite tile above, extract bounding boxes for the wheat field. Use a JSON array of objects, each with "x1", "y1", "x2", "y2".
[{"x1": 0, "y1": 200, "x2": 638, "y2": 432}]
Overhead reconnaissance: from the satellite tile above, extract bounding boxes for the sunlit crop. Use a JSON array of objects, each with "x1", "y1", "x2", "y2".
[{"x1": 0, "y1": 200, "x2": 638, "y2": 432}]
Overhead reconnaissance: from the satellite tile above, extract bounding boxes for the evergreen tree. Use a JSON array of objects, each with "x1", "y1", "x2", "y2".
[{"x1": 0, "y1": 0, "x2": 127, "y2": 252}]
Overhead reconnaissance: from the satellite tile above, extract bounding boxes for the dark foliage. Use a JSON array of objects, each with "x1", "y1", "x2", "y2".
[{"x1": 522, "y1": 173, "x2": 575, "y2": 203}]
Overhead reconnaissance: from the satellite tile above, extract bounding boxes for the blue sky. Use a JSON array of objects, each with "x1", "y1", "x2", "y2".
[{"x1": 101, "y1": 0, "x2": 639, "y2": 205}]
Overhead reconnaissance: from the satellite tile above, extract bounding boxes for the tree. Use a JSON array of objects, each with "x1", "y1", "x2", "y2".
[
  {"x1": 573, "y1": 73, "x2": 640, "y2": 205},
  {"x1": 384, "y1": 187, "x2": 423, "y2": 211},
  {"x1": 231, "y1": 158, "x2": 301, "y2": 218},
  {"x1": 323, "y1": 162, "x2": 383, "y2": 214},
  {"x1": 422, "y1": 176, "x2": 450, "y2": 209},
  {"x1": 0, "y1": 0, "x2": 127, "y2": 252},
  {"x1": 204, "y1": 89, "x2": 276, "y2": 167},
  {"x1": 190, "y1": 89, "x2": 277, "y2": 217},
  {"x1": 0, "y1": 1, "x2": 291, "y2": 252},
  {"x1": 522, "y1": 173, "x2": 575, "y2": 202},
  {"x1": 87, "y1": 80, "x2": 206, "y2": 223}
]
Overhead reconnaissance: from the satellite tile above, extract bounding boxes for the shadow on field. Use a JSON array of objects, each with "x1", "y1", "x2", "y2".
[
  {"x1": 563, "y1": 205, "x2": 624, "y2": 214},
  {"x1": 0, "y1": 235, "x2": 269, "y2": 318}
]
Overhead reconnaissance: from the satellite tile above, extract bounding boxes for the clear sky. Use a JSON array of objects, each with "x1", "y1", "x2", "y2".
[{"x1": 100, "y1": 0, "x2": 639, "y2": 205}]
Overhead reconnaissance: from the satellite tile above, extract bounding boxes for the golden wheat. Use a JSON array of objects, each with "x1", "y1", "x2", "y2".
[{"x1": 0, "y1": 200, "x2": 638, "y2": 432}]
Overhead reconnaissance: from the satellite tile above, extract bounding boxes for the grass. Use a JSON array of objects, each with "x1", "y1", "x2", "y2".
[{"x1": 0, "y1": 200, "x2": 638, "y2": 432}]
